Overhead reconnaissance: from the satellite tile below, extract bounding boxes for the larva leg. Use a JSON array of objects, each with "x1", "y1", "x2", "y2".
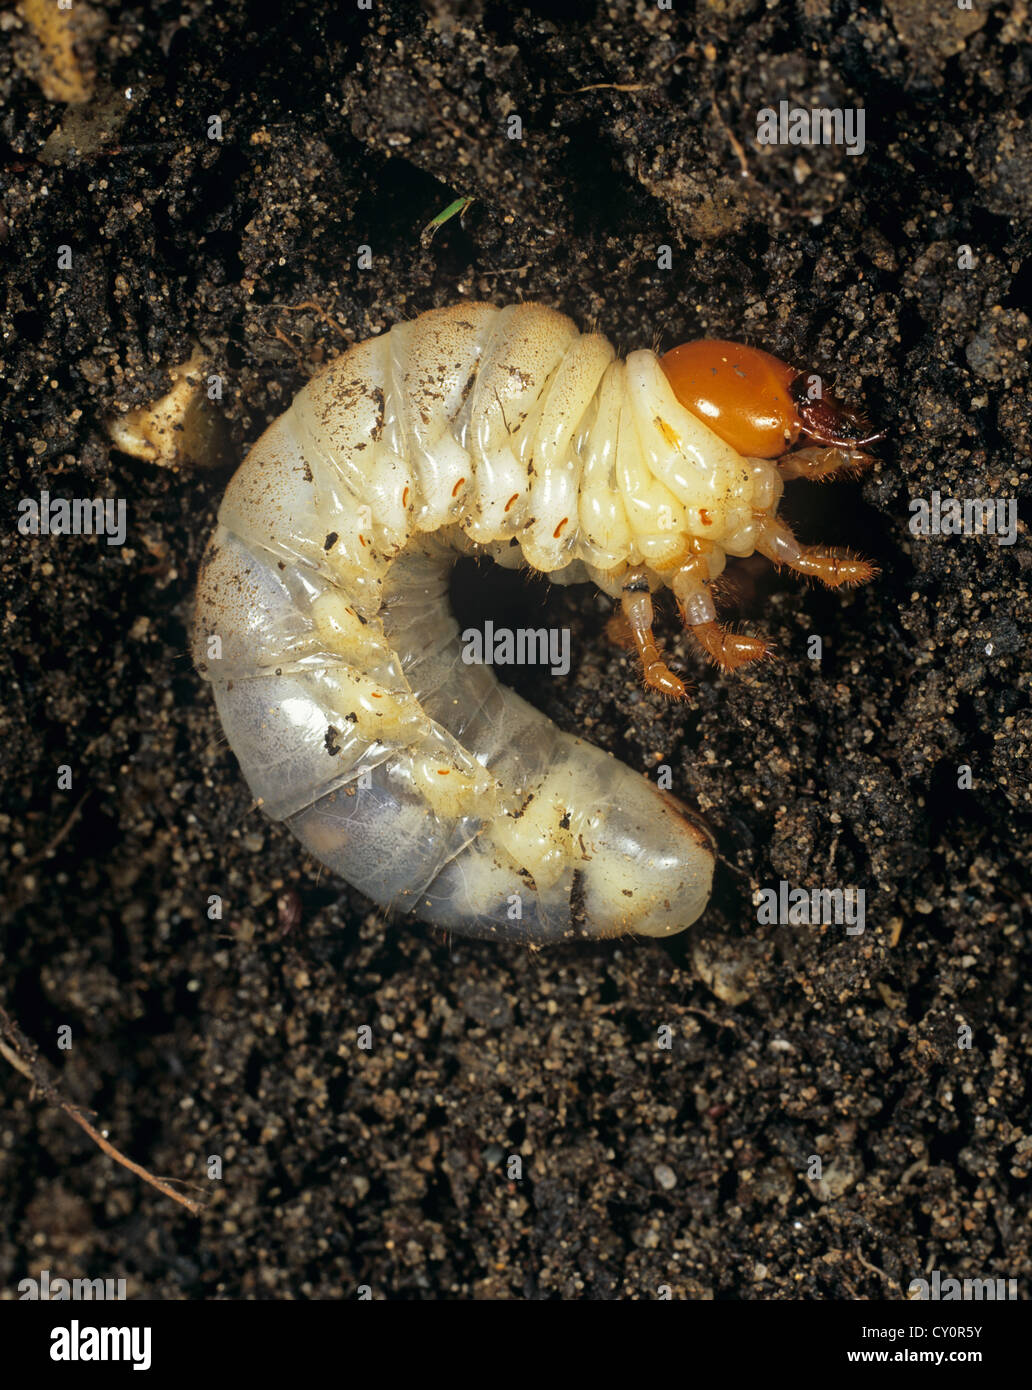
[
  {"x1": 669, "y1": 564, "x2": 769, "y2": 673},
  {"x1": 757, "y1": 518, "x2": 878, "y2": 588},
  {"x1": 601, "y1": 603, "x2": 768, "y2": 678},
  {"x1": 777, "y1": 445, "x2": 877, "y2": 482},
  {"x1": 620, "y1": 570, "x2": 687, "y2": 699},
  {"x1": 689, "y1": 620, "x2": 772, "y2": 672}
]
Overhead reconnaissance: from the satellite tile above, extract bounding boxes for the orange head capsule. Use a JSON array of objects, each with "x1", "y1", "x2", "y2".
[{"x1": 660, "y1": 339, "x2": 884, "y2": 458}]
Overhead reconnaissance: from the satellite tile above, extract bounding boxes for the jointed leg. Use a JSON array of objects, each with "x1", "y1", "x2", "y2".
[
  {"x1": 777, "y1": 445, "x2": 877, "y2": 483},
  {"x1": 787, "y1": 550, "x2": 878, "y2": 586},
  {"x1": 688, "y1": 620, "x2": 771, "y2": 671},
  {"x1": 671, "y1": 567, "x2": 769, "y2": 674},
  {"x1": 757, "y1": 518, "x2": 877, "y2": 588},
  {"x1": 620, "y1": 572, "x2": 687, "y2": 699}
]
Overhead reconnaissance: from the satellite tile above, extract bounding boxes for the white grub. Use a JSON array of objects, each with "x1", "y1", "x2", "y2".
[{"x1": 189, "y1": 302, "x2": 797, "y2": 942}]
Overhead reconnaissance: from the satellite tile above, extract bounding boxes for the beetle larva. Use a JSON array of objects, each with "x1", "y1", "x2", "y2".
[{"x1": 192, "y1": 302, "x2": 880, "y2": 942}]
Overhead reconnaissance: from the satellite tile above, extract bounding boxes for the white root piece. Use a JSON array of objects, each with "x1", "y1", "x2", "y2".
[{"x1": 107, "y1": 348, "x2": 228, "y2": 470}]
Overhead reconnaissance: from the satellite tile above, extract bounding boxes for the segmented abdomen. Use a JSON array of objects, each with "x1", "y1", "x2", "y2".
[{"x1": 278, "y1": 301, "x2": 618, "y2": 583}]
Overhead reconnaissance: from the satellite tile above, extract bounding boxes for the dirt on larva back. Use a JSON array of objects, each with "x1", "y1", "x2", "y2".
[{"x1": 1, "y1": 0, "x2": 1030, "y2": 1302}]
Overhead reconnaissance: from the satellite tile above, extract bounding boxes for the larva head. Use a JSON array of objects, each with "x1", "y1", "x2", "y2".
[{"x1": 660, "y1": 339, "x2": 884, "y2": 458}]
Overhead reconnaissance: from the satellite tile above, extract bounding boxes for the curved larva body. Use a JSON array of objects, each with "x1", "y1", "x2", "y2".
[{"x1": 192, "y1": 302, "x2": 801, "y2": 942}]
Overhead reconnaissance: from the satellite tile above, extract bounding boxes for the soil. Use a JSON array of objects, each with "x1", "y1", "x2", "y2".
[{"x1": 1, "y1": 0, "x2": 1030, "y2": 1300}]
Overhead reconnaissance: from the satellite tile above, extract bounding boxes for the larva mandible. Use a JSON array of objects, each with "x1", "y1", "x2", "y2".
[{"x1": 192, "y1": 302, "x2": 881, "y2": 943}]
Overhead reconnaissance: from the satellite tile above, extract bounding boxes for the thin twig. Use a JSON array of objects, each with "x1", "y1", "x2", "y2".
[
  {"x1": 0, "y1": 1007, "x2": 204, "y2": 1216},
  {"x1": 559, "y1": 82, "x2": 652, "y2": 94},
  {"x1": 711, "y1": 97, "x2": 751, "y2": 180},
  {"x1": 854, "y1": 1247, "x2": 901, "y2": 1296},
  {"x1": 277, "y1": 299, "x2": 348, "y2": 337},
  {"x1": 23, "y1": 791, "x2": 90, "y2": 867},
  {"x1": 477, "y1": 264, "x2": 532, "y2": 278}
]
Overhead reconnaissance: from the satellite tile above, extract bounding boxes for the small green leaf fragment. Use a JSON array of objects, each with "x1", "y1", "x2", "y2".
[{"x1": 420, "y1": 196, "x2": 474, "y2": 248}]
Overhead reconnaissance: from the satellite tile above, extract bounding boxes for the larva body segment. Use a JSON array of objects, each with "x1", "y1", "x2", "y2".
[{"x1": 194, "y1": 302, "x2": 879, "y2": 942}]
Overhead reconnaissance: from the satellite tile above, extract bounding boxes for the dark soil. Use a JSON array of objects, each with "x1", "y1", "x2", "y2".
[{"x1": 2, "y1": 0, "x2": 1030, "y2": 1300}]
